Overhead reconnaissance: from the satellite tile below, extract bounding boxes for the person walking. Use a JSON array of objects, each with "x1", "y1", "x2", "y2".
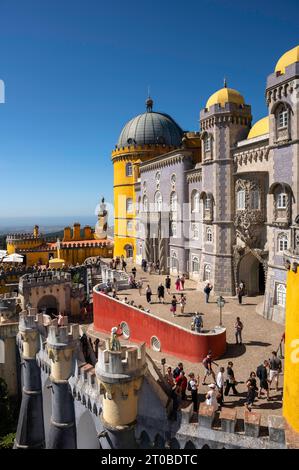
[
  {"x1": 236, "y1": 281, "x2": 245, "y2": 304},
  {"x1": 188, "y1": 373, "x2": 199, "y2": 412},
  {"x1": 268, "y1": 351, "x2": 282, "y2": 391},
  {"x1": 224, "y1": 361, "x2": 238, "y2": 396},
  {"x1": 216, "y1": 366, "x2": 225, "y2": 407},
  {"x1": 165, "y1": 275, "x2": 171, "y2": 295},
  {"x1": 156, "y1": 259, "x2": 160, "y2": 274},
  {"x1": 256, "y1": 360, "x2": 270, "y2": 400},
  {"x1": 180, "y1": 293, "x2": 186, "y2": 314},
  {"x1": 235, "y1": 317, "x2": 243, "y2": 344},
  {"x1": 157, "y1": 283, "x2": 165, "y2": 303},
  {"x1": 205, "y1": 383, "x2": 219, "y2": 411},
  {"x1": 175, "y1": 371, "x2": 187, "y2": 400},
  {"x1": 170, "y1": 295, "x2": 177, "y2": 316},
  {"x1": 165, "y1": 366, "x2": 175, "y2": 389},
  {"x1": 173, "y1": 362, "x2": 184, "y2": 379},
  {"x1": 122, "y1": 258, "x2": 127, "y2": 272},
  {"x1": 131, "y1": 266, "x2": 137, "y2": 279},
  {"x1": 193, "y1": 312, "x2": 203, "y2": 333},
  {"x1": 204, "y1": 283, "x2": 213, "y2": 303},
  {"x1": 145, "y1": 285, "x2": 152, "y2": 304},
  {"x1": 137, "y1": 279, "x2": 143, "y2": 296},
  {"x1": 180, "y1": 274, "x2": 186, "y2": 290},
  {"x1": 175, "y1": 276, "x2": 181, "y2": 291},
  {"x1": 245, "y1": 372, "x2": 258, "y2": 411},
  {"x1": 202, "y1": 353, "x2": 216, "y2": 384},
  {"x1": 141, "y1": 259, "x2": 147, "y2": 273}
]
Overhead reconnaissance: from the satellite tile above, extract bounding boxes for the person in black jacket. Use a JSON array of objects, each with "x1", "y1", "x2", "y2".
[
  {"x1": 224, "y1": 361, "x2": 238, "y2": 396},
  {"x1": 256, "y1": 360, "x2": 270, "y2": 400},
  {"x1": 157, "y1": 283, "x2": 165, "y2": 303}
]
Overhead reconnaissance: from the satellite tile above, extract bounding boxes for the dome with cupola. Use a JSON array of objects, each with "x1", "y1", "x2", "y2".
[{"x1": 206, "y1": 80, "x2": 245, "y2": 109}]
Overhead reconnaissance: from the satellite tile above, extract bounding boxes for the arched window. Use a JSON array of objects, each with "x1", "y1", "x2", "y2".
[
  {"x1": 143, "y1": 195, "x2": 148, "y2": 212},
  {"x1": 154, "y1": 191, "x2": 162, "y2": 212},
  {"x1": 191, "y1": 223, "x2": 199, "y2": 240},
  {"x1": 191, "y1": 191, "x2": 200, "y2": 213},
  {"x1": 170, "y1": 192, "x2": 177, "y2": 213},
  {"x1": 275, "y1": 102, "x2": 291, "y2": 141},
  {"x1": 204, "y1": 135, "x2": 211, "y2": 152},
  {"x1": 276, "y1": 284, "x2": 286, "y2": 307},
  {"x1": 192, "y1": 256, "x2": 199, "y2": 273},
  {"x1": 278, "y1": 109, "x2": 288, "y2": 129},
  {"x1": 277, "y1": 192, "x2": 287, "y2": 209},
  {"x1": 170, "y1": 221, "x2": 177, "y2": 238},
  {"x1": 126, "y1": 162, "x2": 133, "y2": 177},
  {"x1": 236, "y1": 189, "x2": 245, "y2": 210},
  {"x1": 203, "y1": 264, "x2": 211, "y2": 281},
  {"x1": 127, "y1": 220, "x2": 133, "y2": 232},
  {"x1": 206, "y1": 227, "x2": 213, "y2": 243},
  {"x1": 124, "y1": 244, "x2": 133, "y2": 258},
  {"x1": 126, "y1": 198, "x2": 133, "y2": 213},
  {"x1": 277, "y1": 233, "x2": 288, "y2": 252},
  {"x1": 250, "y1": 189, "x2": 259, "y2": 210}
]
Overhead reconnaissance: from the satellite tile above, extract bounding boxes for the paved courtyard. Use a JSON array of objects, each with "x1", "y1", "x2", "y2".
[{"x1": 91, "y1": 261, "x2": 285, "y2": 426}]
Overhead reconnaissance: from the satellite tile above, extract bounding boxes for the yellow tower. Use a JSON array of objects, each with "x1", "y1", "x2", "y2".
[{"x1": 112, "y1": 97, "x2": 184, "y2": 259}]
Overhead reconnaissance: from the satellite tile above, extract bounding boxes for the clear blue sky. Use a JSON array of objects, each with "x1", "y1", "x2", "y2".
[{"x1": 0, "y1": 0, "x2": 298, "y2": 221}]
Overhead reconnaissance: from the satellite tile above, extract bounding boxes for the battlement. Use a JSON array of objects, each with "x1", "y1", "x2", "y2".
[
  {"x1": 47, "y1": 323, "x2": 79, "y2": 349},
  {"x1": 19, "y1": 311, "x2": 39, "y2": 331},
  {"x1": 96, "y1": 343, "x2": 147, "y2": 383},
  {"x1": 20, "y1": 271, "x2": 71, "y2": 287},
  {"x1": 6, "y1": 233, "x2": 44, "y2": 242}
]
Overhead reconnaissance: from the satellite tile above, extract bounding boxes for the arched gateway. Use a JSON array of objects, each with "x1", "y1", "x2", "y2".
[{"x1": 238, "y1": 252, "x2": 265, "y2": 295}]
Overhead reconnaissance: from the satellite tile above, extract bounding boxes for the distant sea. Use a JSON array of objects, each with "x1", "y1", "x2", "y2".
[{"x1": 0, "y1": 216, "x2": 112, "y2": 235}]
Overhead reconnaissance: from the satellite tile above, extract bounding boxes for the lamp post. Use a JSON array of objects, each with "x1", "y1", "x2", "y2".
[{"x1": 216, "y1": 296, "x2": 225, "y2": 326}]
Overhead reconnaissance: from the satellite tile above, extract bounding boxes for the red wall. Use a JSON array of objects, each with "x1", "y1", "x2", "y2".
[{"x1": 93, "y1": 290, "x2": 226, "y2": 363}]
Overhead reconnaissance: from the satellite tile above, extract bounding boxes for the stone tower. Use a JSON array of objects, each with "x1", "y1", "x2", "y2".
[
  {"x1": 95, "y1": 197, "x2": 108, "y2": 240},
  {"x1": 95, "y1": 341, "x2": 147, "y2": 449},
  {"x1": 15, "y1": 311, "x2": 45, "y2": 449},
  {"x1": 200, "y1": 84, "x2": 252, "y2": 295},
  {"x1": 46, "y1": 323, "x2": 79, "y2": 449}
]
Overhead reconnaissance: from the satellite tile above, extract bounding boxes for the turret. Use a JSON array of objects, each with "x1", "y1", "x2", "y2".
[
  {"x1": 63, "y1": 226, "x2": 72, "y2": 242},
  {"x1": 95, "y1": 198, "x2": 108, "y2": 240},
  {"x1": 33, "y1": 225, "x2": 39, "y2": 238},
  {"x1": 15, "y1": 310, "x2": 45, "y2": 449},
  {"x1": 83, "y1": 225, "x2": 93, "y2": 240},
  {"x1": 46, "y1": 323, "x2": 79, "y2": 449},
  {"x1": 72, "y1": 223, "x2": 81, "y2": 241},
  {"x1": 95, "y1": 341, "x2": 147, "y2": 449}
]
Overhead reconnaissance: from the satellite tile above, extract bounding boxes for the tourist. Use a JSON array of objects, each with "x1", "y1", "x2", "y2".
[
  {"x1": 188, "y1": 372, "x2": 199, "y2": 412},
  {"x1": 165, "y1": 366, "x2": 175, "y2": 388},
  {"x1": 216, "y1": 366, "x2": 225, "y2": 407},
  {"x1": 141, "y1": 259, "x2": 147, "y2": 272},
  {"x1": 268, "y1": 351, "x2": 282, "y2": 391},
  {"x1": 157, "y1": 282, "x2": 165, "y2": 303},
  {"x1": 165, "y1": 275, "x2": 171, "y2": 295},
  {"x1": 175, "y1": 276, "x2": 181, "y2": 291},
  {"x1": 205, "y1": 383, "x2": 219, "y2": 411},
  {"x1": 56, "y1": 312, "x2": 66, "y2": 327},
  {"x1": 137, "y1": 279, "x2": 143, "y2": 296},
  {"x1": 175, "y1": 371, "x2": 187, "y2": 400},
  {"x1": 121, "y1": 258, "x2": 127, "y2": 272},
  {"x1": 180, "y1": 293, "x2": 187, "y2": 314},
  {"x1": 224, "y1": 361, "x2": 238, "y2": 396},
  {"x1": 256, "y1": 360, "x2": 270, "y2": 400},
  {"x1": 193, "y1": 312, "x2": 203, "y2": 333},
  {"x1": 122, "y1": 296, "x2": 128, "y2": 303},
  {"x1": 170, "y1": 295, "x2": 177, "y2": 316},
  {"x1": 236, "y1": 281, "x2": 245, "y2": 304},
  {"x1": 245, "y1": 372, "x2": 258, "y2": 411},
  {"x1": 204, "y1": 283, "x2": 213, "y2": 303},
  {"x1": 180, "y1": 274, "x2": 186, "y2": 290},
  {"x1": 112, "y1": 289, "x2": 117, "y2": 298},
  {"x1": 156, "y1": 259, "x2": 160, "y2": 274},
  {"x1": 173, "y1": 362, "x2": 184, "y2": 379},
  {"x1": 235, "y1": 317, "x2": 243, "y2": 344},
  {"x1": 202, "y1": 353, "x2": 216, "y2": 385},
  {"x1": 131, "y1": 266, "x2": 137, "y2": 279},
  {"x1": 146, "y1": 285, "x2": 152, "y2": 304}
]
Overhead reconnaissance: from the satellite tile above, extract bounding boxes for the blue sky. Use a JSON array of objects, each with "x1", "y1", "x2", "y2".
[{"x1": 0, "y1": 0, "x2": 298, "y2": 222}]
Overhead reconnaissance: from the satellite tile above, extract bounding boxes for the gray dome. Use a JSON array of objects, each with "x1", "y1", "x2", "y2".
[{"x1": 117, "y1": 111, "x2": 184, "y2": 149}]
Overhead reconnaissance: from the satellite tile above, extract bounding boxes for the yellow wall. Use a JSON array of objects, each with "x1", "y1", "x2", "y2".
[{"x1": 283, "y1": 269, "x2": 299, "y2": 433}]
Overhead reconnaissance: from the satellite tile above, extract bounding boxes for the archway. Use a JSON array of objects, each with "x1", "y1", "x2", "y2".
[
  {"x1": 238, "y1": 252, "x2": 265, "y2": 296},
  {"x1": 37, "y1": 295, "x2": 59, "y2": 317}
]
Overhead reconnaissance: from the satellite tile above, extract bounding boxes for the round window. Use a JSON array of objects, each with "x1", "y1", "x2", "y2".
[
  {"x1": 120, "y1": 321, "x2": 130, "y2": 339},
  {"x1": 151, "y1": 335, "x2": 161, "y2": 352}
]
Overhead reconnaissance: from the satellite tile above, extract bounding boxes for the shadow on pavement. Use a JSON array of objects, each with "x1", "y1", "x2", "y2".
[{"x1": 222, "y1": 342, "x2": 246, "y2": 359}]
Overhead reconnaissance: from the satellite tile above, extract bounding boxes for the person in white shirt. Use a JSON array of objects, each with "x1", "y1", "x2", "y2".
[
  {"x1": 188, "y1": 372, "x2": 198, "y2": 412},
  {"x1": 216, "y1": 367, "x2": 225, "y2": 407},
  {"x1": 205, "y1": 383, "x2": 218, "y2": 411}
]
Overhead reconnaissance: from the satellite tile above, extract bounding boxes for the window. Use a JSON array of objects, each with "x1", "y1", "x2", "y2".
[
  {"x1": 204, "y1": 136, "x2": 211, "y2": 152},
  {"x1": 206, "y1": 227, "x2": 213, "y2": 243},
  {"x1": 203, "y1": 264, "x2": 211, "y2": 281},
  {"x1": 143, "y1": 195, "x2": 148, "y2": 212},
  {"x1": 204, "y1": 195, "x2": 212, "y2": 210},
  {"x1": 154, "y1": 191, "x2": 162, "y2": 212},
  {"x1": 125, "y1": 245, "x2": 133, "y2": 258},
  {"x1": 191, "y1": 191, "x2": 200, "y2": 213},
  {"x1": 192, "y1": 256, "x2": 200, "y2": 273},
  {"x1": 127, "y1": 220, "x2": 133, "y2": 232},
  {"x1": 170, "y1": 221, "x2": 177, "y2": 237},
  {"x1": 171, "y1": 252, "x2": 178, "y2": 270},
  {"x1": 170, "y1": 192, "x2": 177, "y2": 213},
  {"x1": 191, "y1": 223, "x2": 199, "y2": 240},
  {"x1": 278, "y1": 233, "x2": 288, "y2": 252},
  {"x1": 277, "y1": 192, "x2": 287, "y2": 209},
  {"x1": 276, "y1": 284, "x2": 286, "y2": 307},
  {"x1": 278, "y1": 110, "x2": 288, "y2": 129},
  {"x1": 250, "y1": 189, "x2": 259, "y2": 210},
  {"x1": 126, "y1": 162, "x2": 133, "y2": 177},
  {"x1": 126, "y1": 198, "x2": 133, "y2": 213},
  {"x1": 237, "y1": 189, "x2": 245, "y2": 210}
]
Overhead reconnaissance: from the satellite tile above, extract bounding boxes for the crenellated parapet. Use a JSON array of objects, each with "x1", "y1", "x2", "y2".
[
  {"x1": 46, "y1": 324, "x2": 79, "y2": 382},
  {"x1": 19, "y1": 271, "x2": 71, "y2": 289},
  {"x1": 18, "y1": 310, "x2": 42, "y2": 359}
]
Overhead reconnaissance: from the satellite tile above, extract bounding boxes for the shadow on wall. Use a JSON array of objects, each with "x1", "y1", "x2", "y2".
[{"x1": 77, "y1": 410, "x2": 100, "y2": 449}]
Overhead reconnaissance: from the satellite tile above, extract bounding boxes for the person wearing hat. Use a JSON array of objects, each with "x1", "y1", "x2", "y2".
[
  {"x1": 188, "y1": 372, "x2": 199, "y2": 412},
  {"x1": 205, "y1": 383, "x2": 219, "y2": 411}
]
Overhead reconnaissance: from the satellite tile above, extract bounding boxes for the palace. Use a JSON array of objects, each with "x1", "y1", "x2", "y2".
[{"x1": 112, "y1": 44, "x2": 299, "y2": 325}]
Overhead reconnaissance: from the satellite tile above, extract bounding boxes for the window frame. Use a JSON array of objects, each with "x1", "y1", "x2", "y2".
[
  {"x1": 126, "y1": 198, "x2": 133, "y2": 213},
  {"x1": 276, "y1": 283, "x2": 286, "y2": 307},
  {"x1": 236, "y1": 189, "x2": 246, "y2": 210},
  {"x1": 126, "y1": 162, "x2": 133, "y2": 177}
]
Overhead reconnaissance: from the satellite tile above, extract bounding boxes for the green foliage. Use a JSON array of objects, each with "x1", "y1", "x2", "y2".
[
  {"x1": 0, "y1": 378, "x2": 18, "y2": 443},
  {"x1": 0, "y1": 433, "x2": 15, "y2": 449}
]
